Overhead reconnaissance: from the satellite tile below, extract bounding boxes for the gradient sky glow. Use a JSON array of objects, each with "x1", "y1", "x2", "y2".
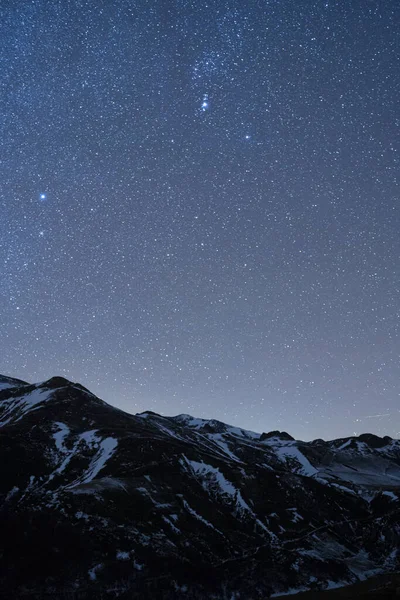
[{"x1": 1, "y1": 0, "x2": 399, "y2": 440}]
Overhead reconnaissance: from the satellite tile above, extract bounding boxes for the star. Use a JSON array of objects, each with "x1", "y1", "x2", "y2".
[
  {"x1": 1, "y1": 0, "x2": 398, "y2": 443},
  {"x1": 201, "y1": 94, "x2": 209, "y2": 111}
]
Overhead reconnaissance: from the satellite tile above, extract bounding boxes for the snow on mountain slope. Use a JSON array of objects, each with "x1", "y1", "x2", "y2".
[
  {"x1": 273, "y1": 442, "x2": 319, "y2": 477},
  {"x1": 173, "y1": 412, "x2": 261, "y2": 439},
  {"x1": 299, "y1": 436, "x2": 400, "y2": 491},
  {"x1": 0, "y1": 375, "x2": 399, "y2": 599},
  {"x1": 0, "y1": 382, "x2": 16, "y2": 391},
  {"x1": 0, "y1": 386, "x2": 55, "y2": 426},
  {"x1": 0, "y1": 374, "x2": 28, "y2": 391},
  {"x1": 146, "y1": 411, "x2": 400, "y2": 493}
]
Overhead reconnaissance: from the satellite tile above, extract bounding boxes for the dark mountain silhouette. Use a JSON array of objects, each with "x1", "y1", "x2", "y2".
[{"x1": 1, "y1": 374, "x2": 399, "y2": 598}]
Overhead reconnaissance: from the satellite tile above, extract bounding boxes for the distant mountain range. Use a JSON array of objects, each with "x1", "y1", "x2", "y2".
[{"x1": 1, "y1": 374, "x2": 399, "y2": 598}]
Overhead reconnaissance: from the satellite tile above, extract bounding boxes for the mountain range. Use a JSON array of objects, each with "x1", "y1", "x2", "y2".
[{"x1": 1, "y1": 374, "x2": 399, "y2": 598}]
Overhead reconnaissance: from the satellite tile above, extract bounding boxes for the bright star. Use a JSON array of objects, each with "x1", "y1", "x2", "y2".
[
  {"x1": 201, "y1": 94, "x2": 209, "y2": 111},
  {"x1": 40, "y1": 193, "x2": 46, "y2": 200}
]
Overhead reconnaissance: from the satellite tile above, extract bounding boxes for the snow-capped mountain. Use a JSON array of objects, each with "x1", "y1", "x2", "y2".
[{"x1": 1, "y1": 374, "x2": 399, "y2": 598}]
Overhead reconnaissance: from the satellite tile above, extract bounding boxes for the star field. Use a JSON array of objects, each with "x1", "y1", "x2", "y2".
[{"x1": 1, "y1": 0, "x2": 399, "y2": 440}]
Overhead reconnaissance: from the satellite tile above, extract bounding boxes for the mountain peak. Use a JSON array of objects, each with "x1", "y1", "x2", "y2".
[
  {"x1": 260, "y1": 430, "x2": 295, "y2": 441},
  {"x1": 358, "y1": 432, "x2": 393, "y2": 448},
  {"x1": 37, "y1": 376, "x2": 72, "y2": 389},
  {"x1": 0, "y1": 374, "x2": 29, "y2": 391}
]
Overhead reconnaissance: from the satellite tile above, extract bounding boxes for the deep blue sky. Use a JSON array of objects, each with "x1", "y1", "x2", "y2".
[{"x1": 1, "y1": 0, "x2": 399, "y2": 440}]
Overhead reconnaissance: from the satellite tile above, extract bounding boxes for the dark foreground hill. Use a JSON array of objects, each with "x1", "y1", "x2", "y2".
[{"x1": 1, "y1": 375, "x2": 399, "y2": 598}]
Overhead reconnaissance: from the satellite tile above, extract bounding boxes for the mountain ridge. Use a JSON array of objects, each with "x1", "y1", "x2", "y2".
[
  {"x1": 1, "y1": 373, "x2": 395, "y2": 448},
  {"x1": 1, "y1": 374, "x2": 399, "y2": 598}
]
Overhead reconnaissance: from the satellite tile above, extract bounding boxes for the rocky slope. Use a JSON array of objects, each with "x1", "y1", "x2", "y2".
[{"x1": 0, "y1": 374, "x2": 399, "y2": 598}]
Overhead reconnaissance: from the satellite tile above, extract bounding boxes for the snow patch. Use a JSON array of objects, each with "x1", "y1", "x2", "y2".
[
  {"x1": 329, "y1": 482, "x2": 357, "y2": 495},
  {"x1": 53, "y1": 422, "x2": 70, "y2": 452},
  {"x1": 184, "y1": 457, "x2": 274, "y2": 537},
  {"x1": 271, "y1": 587, "x2": 308, "y2": 597},
  {"x1": 15, "y1": 388, "x2": 53, "y2": 414},
  {"x1": 0, "y1": 383, "x2": 16, "y2": 391},
  {"x1": 75, "y1": 511, "x2": 89, "y2": 520},
  {"x1": 382, "y1": 491, "x2": 398, "y2": 501},
  {"x1": 5, "y1": 486, "x2": 19, "y2": 502},
  {"x1": 79, "y1": 430, "x2": 100, "y2": 445},
  {"x1": 88, "y1": 564, "x2": 103, "y2": 581},
  {"x1": 162, "y1": 515, "x2": 181, "y2": 534},
  {"x1": 181, "y1": 497, "x2": 222, "y2": 533},
  {"x1": 174, "y1": 414, "x2": 260, "y2": 439},
  {"x1": 188, "y1": 459, "x2": 238, "y2": 497},
  {"x1": 0, "y1": 388, "x2": 54, "y2": 426},
  {"x1": 287, "y1": 508, "x2": 304, "y2": 523},
  {"x1": 275, "y1": 444, "x2": 318, "y2": 476},
  {"x1": 53, "y1": 431, "x2": 118, "y2": 489},
  {"x1": 78, "y1": 436, "x2": 118, "y2": 485},
  {"x1": 209, "y1": 433, "x2": 242, "y2": 462},
  {"x1": 337, "y1": 439, "x2": 352, "y2": 451}
]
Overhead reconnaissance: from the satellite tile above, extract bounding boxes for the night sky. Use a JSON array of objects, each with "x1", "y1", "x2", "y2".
[{"x1": 1, "y1": 1, "x2": 399, "y2": 440}]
